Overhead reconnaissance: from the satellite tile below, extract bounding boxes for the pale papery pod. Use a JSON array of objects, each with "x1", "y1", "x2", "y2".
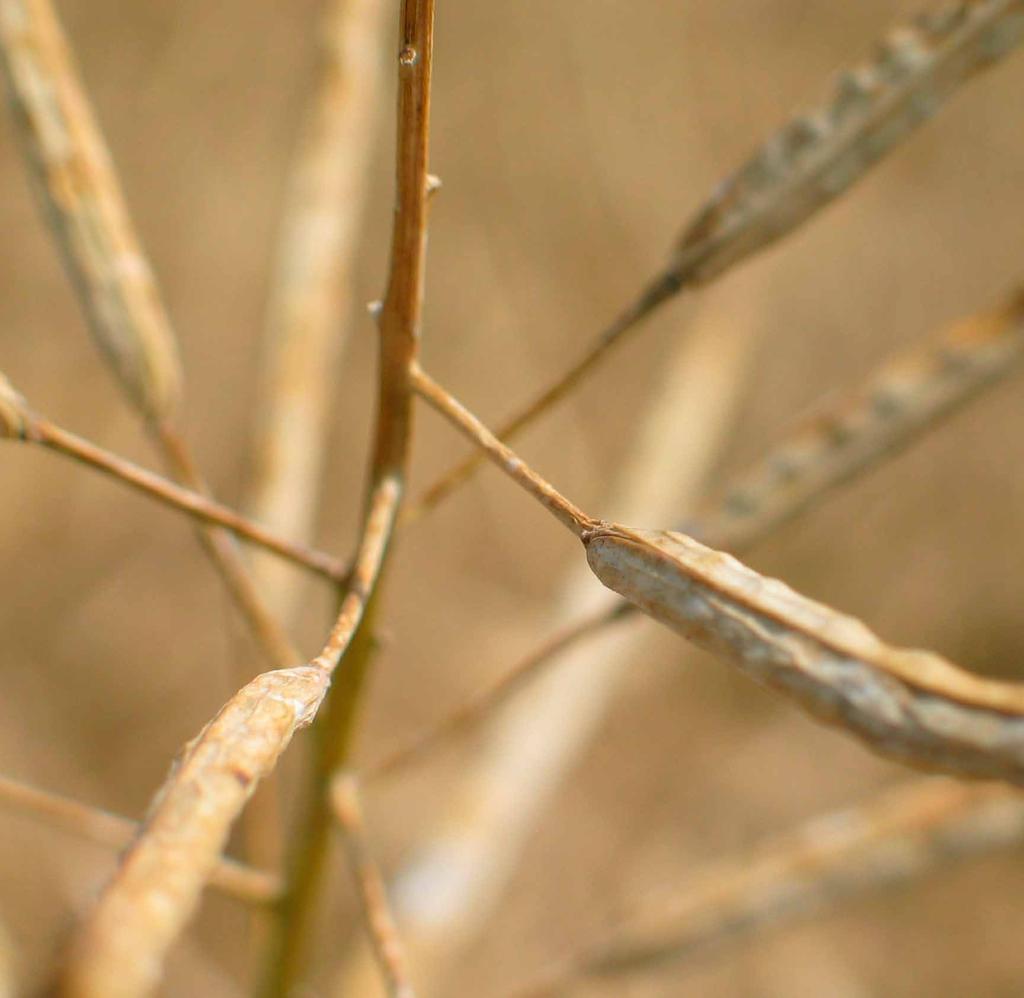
[
  {"x1": 551, "y1": 779, "x2": 1024, "y2": 986},
  {"x1": 673, "y1": 0, "x2": 1024, "y2": 284},
  {"x1": 60, "y1": 665, "x2": 330, "y2": 998},
  {"x1": 0, "y1": 0, "x2": 182, "y2": 421},
  {"x1": 697, "y1": 287, "x2": 1024, "y2": 547},
  {"x1": 585, "y1": 525, "x2": 1024, "y2": 783}
]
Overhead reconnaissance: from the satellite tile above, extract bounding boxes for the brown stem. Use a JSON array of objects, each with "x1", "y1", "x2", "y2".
[
  {"x1": 17, "y1": 416, "x2": 347, "y2": 582},
  {"x1": 331, "y1": 774, "x2": 415, "y2": 998},
  {"x1": 262, "y1": 4, "x2": 437, "y2": 994}
]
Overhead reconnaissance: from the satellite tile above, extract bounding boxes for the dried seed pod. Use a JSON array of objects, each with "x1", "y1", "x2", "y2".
[
  {"x1": 0, "y1": 0, "x2": 183, "y2": 421},
  {"x1": 698, "y1": 286, "x2": 1024, "y2": 547},
  {"x1": 673, "y1": 0, "x2": 1024, "y2": 285},
  {"x1": 585, "y1": 524, "x2": 1024, "y2": 783},
  {"x1": 60, "y1": 664, "x2": 330, "y2": 998}
]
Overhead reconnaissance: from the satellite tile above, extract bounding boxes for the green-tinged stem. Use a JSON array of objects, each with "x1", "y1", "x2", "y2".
[{"x1": 262, "y1": 595, "x2": 381, "y2": 996}]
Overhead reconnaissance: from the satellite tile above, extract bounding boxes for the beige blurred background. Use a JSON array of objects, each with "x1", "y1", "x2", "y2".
[{"x1": 3, "y1": 0, "x2": 1024, "y2": 994}]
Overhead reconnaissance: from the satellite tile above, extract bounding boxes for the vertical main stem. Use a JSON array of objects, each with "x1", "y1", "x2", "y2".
[{"x1": 262, "y1": 3, "x2": 435, "y2": 995}]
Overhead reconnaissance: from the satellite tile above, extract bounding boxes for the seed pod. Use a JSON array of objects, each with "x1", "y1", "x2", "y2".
[
  {"x1": 673, "y1": 0, "x2": 1024, "y2": 285},
  {"x1": 0, "y1": 0, "x2": 183, "y2": 421},
  {"x1": 585, "y1": 523, "x2": 1024, "y2": 783},
  {"x1": 698, "y1": 286, "x2": 1024, "y2": 548}
]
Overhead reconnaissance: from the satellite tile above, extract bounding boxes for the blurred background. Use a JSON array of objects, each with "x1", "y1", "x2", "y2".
[{"x1": 2, "y1": 0, "x2": 1024, "y2": 994}]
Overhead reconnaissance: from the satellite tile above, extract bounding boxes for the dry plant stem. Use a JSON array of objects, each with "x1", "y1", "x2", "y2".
[
  {"x1": 376, "y1": 286, "x2": 1024, "y2": 779},
  {"x1": 0, "y1": 0, "x2": 300, "y2": 671},
  {"x1": 58, "y1": 666, "x2": 331, "y2": 998},
  {"x1": 404, "y1": 0, "x2": 1024, "y2": 522},
  {"x1": 335, "y1": 310, "x2": 756, "y2": 997},
  {"x1": 586, "y1": 524, "x2": 1024, "y2": 783},
  {"x1": 330, "y1": 774, "x2": 415, "y2": 998},
  {"x1": 247, "y1": 0, "x2": 388, "y2": 621},
  {"x1": 7, "y1": 413, "x2": 346, "y2": 581},
  {"x1": 0, "y1": 773, "x2": 278, "y2": 905},
  {"x1": 410, "y1": 365, "x2": 593, "y2": 536},
  {"x1": 403, "y1": 274, "x2": 682, "y2": 523},
  {"x1": 242, "y1": 0, "x2": 388, "y2": 899},
  {"x1": 264, "y1": 3, "x2": 436, "y2": 994},
  {"x1": 527, "y1": 779, "x2": 1024, "y2": 993}
]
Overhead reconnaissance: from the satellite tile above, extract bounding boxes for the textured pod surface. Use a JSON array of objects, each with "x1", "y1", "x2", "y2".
[
  {"x1": 0, "y1": 0, "x2": 182, "y2": 420},
  {"x1": 585, "y1": 524, "x2": 1024, "y2": 782},
  {"x1": 673, "y1": 0, "x2": 1024, "y2": 284},
  {"x1": 59, "y1": 665, "x2": 329, "y2": 998}
]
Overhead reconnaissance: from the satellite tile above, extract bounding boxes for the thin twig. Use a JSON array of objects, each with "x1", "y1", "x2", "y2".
[
  {"x1": 402, "y1": 274, "x2": 681, "y2": 524},
  {"x1": 374, "y1": 285, "x2": 1024, "y2": 780},
  {"x1": 403, "y1": 0, "x2": 1024, "y2": 523},
  {"x1": 0, "y1": 773, "x2": 279, "y2": 905},
  {"x1": 262, "y1": 4, "x2": 437, "y2": 995},
  {"x1": 517, "y1": 779, "x2": 1024, "y2": 995},
  {"x1": 330, "y1": 774, "x2": 415, "y2": 998},
  {"x1": 0, "y1": 383, "x2": 346, "y2": 581},
  {"x1": 410, "y1": 365, "x2": 593, "y2": 536},
  {"x1": 0, "y1": 0, "x2": 300, "y2": 671}
]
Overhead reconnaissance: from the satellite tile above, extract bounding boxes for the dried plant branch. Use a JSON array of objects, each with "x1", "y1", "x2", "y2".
[
  {"x1": 0, "y1": 0, "x2": 300, "y2": 671},
  {"x1": 377, "y1": 285, "x2": 1024, "y2": 780},
  {"x1": 410, "y1": 365, "x2": 593, "y2": 536},
  {"x1": 335, "y1": 311, "x2": 755, "y2": 996},
  {"x1": 393, "y1": 320, "x2": 1024, "y2": 811},
  {"x1": 241, "y1": 0, "x2": 389, "y2": 894},
  {"x1": 263, "y1": 3, "x2": 437, "y2": 994},
  {"x1": 246, "y1": 0, "x2": 388, "y2": 622},
  {"x1": 0, "y1": 773, "x2": 278, "y2": 905},
  {"x1": 57, "y1": 388, "x2": 406, "y2": 994},
  {"x1": 403, "y1": 0, "x2": 1024, "y2": 522},
  {"x1": 585, "y1": 523, "x2": 1024, "y2": 783},
  {"x1": 330, "y1": 774, "x2": 415, "y2": 998},
  {"x1": 57, "y1": 666, "x2": 331, "y2": 998},
  {"x1": 402, "y1": 273, "x2": 681, "y2": 524},
  {"x1": 0, "y1": 378, "x2": 346, "y2": 581},
  {"x1": 521, "y1": 779, "x2": 1024, "y2": 994},
  {"x1": 417, "y1": 352, "x2": 1024, "y2": 782}
]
